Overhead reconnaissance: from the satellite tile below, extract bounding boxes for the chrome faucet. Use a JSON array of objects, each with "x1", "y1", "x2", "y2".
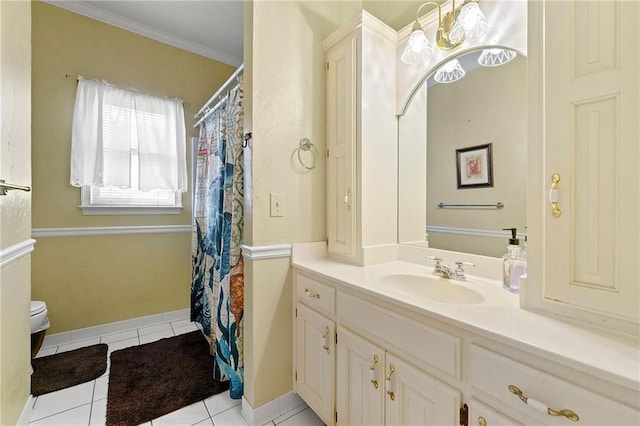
[{"x1": 427, "y1": 256, "x2": 475, "y2": 281}]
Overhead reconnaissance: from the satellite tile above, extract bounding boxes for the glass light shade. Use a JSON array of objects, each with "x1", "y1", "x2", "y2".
[
  {"x1": 401, "y1": 28, "x2": 434, "y2": 64},
  {"x1": 478, "y1": 48, "x2": 517, "y2": 67},
  {"x1": 449, "y1": 2, "x2": 490, "y2": 44},
  {"x1": 434, "y1": 59, "x2": 466, "y2": 83}
]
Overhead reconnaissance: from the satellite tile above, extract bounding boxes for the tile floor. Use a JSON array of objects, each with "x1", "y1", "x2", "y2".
[{"x1": 30, "y1": 319, "x2": 324, "y2": 426}]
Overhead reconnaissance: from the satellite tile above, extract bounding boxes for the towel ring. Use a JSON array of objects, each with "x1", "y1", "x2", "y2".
[{"x1": 297, "y1": 138, "x2": 318, "y2": 170}]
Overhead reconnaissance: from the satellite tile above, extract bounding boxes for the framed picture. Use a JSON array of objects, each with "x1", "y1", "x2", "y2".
[{"x1": 455, "y1": 143, "x2": 494, "y2": 189}]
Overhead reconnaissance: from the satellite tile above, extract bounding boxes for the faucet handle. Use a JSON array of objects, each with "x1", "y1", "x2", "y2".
[
  {"x1": 426, "y1": 256, "x2": 443, "y2": 265},
  {"x1": 455, "y1": 261, "x2": 475, "y2": 268}
]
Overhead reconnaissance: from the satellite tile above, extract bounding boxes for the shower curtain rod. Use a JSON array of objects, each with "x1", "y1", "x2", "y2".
[{"x1": 193, "y1": 64, "x2": 244, "y2": 127}]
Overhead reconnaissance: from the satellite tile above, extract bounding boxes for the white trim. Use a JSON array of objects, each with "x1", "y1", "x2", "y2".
[
  {"x1": 32, "y1": 225, "x2": 191, "y2": 238},
  {"x1": 42, "y1": 308, "x2": 190, "y2": 348},
  {"x1": 17, "y1": 395, "x2": 33, "y2": 426},
  {"x1": 43, "y1": 1, "x2": 241, "y2": 66},
  {"x1": 241, "y1": 393, "x2": 306, "y2": 426},
  {"x1": 80, "y1": 206, "x2": 183, "y2": 215},
  {"x1": 0, "y1": 239, "x2": 36, "y2": 268},
  {"x1": 240, "y1": 244, "x2": 292, "y2": 260},
  {"x1": 426, "y1": 226, "x2": 527, "y2": 240}
]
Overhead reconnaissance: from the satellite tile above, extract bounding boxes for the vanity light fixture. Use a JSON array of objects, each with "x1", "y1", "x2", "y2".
[
  {"x1": 478, "y1": 48, "x2": 516, "y2": 67},
  {"x1": 401, "y1": 0, "x2": 490, "y2": 65},
  {"x1": 433, "y1": 58, "x2": 466, "y2": 83}
]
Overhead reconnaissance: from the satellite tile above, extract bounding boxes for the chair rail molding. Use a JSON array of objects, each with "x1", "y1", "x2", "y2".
[
  {"x1": 0, "y1": 239, "x2": 36, "y2": 269},
  {"x1": 241, "y1": 244, "x2": 293, "y2": 260},
  {"x1": 32, "y1": 225, "x2": 192, "y2": 238}
]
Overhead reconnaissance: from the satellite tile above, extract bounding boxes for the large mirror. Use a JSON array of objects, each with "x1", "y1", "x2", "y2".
[{"x1": 398, "y1": 48, "x2": 527, "y2": 258}]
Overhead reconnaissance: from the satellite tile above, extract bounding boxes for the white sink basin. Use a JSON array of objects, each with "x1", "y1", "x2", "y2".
[{"x1": 377, "y1": 272, "x2": 485, "y2": 305}]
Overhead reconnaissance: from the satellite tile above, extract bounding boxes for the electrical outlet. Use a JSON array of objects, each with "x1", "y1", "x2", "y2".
[{"x1": 270, "y1": 193, "x2": 284, "y2": 217}]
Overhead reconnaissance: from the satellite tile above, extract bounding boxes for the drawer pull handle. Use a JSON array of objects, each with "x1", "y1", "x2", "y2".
[
  {"x1": 549, "y1": 173, "x2": 561, "y2": 218},
  {"x1": 369, "y1": 354, "x2": 379, "y2": 389},
  {"x1": 478, "y1": 416, "x2": 487, "y2": 426},
  {"x1": 385, "y1": 363, "x2": 395, "y2": 401},
  {"x1": 304, "y1": 288, "x2": 320, "y2": 299},
  {"x1": 322, "y1": 327, "x2": 330, "y2": 354},
  {"x1": 508, "y1": 385, "x2": 579, "y2": 421}
]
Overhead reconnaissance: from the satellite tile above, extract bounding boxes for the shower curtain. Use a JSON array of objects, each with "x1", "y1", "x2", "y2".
[{"x1": 191, "y1": 83, "x2": 244, "y2": 399}]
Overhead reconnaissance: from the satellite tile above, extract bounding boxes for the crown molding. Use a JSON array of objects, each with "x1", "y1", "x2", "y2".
[{"x1": 44, "y1": 0, "x2": 242, "y2": 66}]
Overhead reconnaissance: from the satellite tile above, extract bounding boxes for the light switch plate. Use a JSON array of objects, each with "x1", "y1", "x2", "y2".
[{"x1": 270, "y1": 193, "x2": 284, "y2": 217}]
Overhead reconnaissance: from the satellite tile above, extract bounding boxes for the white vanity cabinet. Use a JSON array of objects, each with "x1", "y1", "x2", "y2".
[
  {"x1": 292, "y1": 265, "x2": 640, "y2": 426},
  {"x1": 336, "y1": 326, "x2": 461, "y2": 426},
  {"x1": 323, "y1": 12, "x2": 397, "y2": 264},
  {"x1": 526, "y1": 0, "x2": 640, "y2": 334},
  {"x1": 294, "y1": 274, "x2": 336, "y2": 425}
]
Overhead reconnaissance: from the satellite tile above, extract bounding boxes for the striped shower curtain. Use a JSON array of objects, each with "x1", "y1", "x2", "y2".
[{"x1": 191, "y1": 84, "x2": 244, "y2": 399}]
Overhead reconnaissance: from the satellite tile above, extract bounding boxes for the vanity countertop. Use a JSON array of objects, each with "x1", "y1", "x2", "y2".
[{"x1": 291, "y1": 251, "x2": 640, "y2": 394}]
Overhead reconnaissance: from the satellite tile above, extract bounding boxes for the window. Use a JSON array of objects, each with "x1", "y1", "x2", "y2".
[{"x1": 71, "y1": 77, "x2": 187, "y2": 215}]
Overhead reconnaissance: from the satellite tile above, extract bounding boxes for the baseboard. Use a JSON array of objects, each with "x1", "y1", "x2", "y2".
[
  {"x1": 17, "y1": 395, "x2": 33, "y2": 426},
  {"x1": 42, "y1": 308, "x2": 190, "y2": 348},
  {"x1": 241, "y1": 392, "x2": 306, "y2": 426}
]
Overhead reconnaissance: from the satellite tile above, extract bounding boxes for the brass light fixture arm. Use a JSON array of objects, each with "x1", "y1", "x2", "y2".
[{"x1": 414, "y1": 1, "x2": 465, "y2": 51}]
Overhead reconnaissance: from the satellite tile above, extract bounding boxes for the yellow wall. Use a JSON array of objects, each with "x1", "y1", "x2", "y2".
[
  {"x1": 31, "y1": 1, "x2": 235, "y2": 333},
  {"x1": 0, "y1": 1, "x2": 32, "y2": 423},
  {"x1": 245, "y1": 0, "x2": 360, "y2": 409}
]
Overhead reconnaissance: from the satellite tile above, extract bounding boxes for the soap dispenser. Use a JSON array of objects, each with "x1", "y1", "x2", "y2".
[{"x1": 502, "y1": 228, "x2": 527, "y2": 294}]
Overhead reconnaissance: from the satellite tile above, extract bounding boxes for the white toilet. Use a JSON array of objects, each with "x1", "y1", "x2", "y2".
[{"x1": 30, "y1": 301, "x2": 50, "y2": 359}]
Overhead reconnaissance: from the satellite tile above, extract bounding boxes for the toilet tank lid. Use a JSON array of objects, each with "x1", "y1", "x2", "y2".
[{"x1": 31, "y1": 301, "x2": 46, "y2": 315}]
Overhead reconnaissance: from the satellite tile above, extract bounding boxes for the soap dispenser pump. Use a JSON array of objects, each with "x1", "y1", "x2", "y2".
[{"x1": 502, "y1": 227, "x2": 527, "y2": 294}]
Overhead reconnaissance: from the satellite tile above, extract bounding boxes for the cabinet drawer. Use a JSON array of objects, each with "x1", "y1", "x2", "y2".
[
  {"x1": 470, "y1": 344, "x2": 639, "y2": 425},
  {"x1": 296, "y1": 273, "x2": 335, "y2": 316},
  {"x1": 468, "y1": 398, "x2": 523, "y2": 426},
  {"x1": 337, "y1": 291, "x2": 460, "y2": 379}
]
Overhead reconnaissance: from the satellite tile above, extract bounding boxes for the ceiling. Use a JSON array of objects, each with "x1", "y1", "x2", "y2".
[{"x1": 44, "y1": 1, "x2": 432, "y2": 68}]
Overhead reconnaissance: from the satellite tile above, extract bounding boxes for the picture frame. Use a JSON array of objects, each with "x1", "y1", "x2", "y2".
[{"x1": 455, "y1": 143, "x2": 494, "y2": 189}]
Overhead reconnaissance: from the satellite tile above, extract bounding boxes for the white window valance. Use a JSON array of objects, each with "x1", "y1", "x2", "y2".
[{"x1": 70, "y1": 77, "x2": 187, "y2": 192}]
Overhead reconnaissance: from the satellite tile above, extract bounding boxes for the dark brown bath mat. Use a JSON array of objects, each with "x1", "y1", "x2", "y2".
[
  {"x1": 31, "y1": 343, "x2": 108, "y2": 396},
  {"x1": 106, "y1": 330, "x2": 229, "y2": 426}
]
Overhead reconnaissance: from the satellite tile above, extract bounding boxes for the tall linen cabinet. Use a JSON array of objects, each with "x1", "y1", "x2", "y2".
[
  {"x1": 525, "y1": 0, "x2": 640, "y2": 335},
  {"x1": 324, "y1": 12, "x2": 397, "y2": 265}
]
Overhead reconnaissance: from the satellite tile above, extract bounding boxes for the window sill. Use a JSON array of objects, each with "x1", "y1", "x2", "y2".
[{"x1": 80, "y1": 205, "x2": 183, "y2": 215}]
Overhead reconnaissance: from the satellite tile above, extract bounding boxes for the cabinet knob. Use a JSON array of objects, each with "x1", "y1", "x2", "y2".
[
  {"x1": 478, "y1": 416, "x2": 487, "y2": 426},
  {"x1": 508, "y1": 385, "x2": 579, "y2": 421},
  {"x1": 369, "y1": 354, "x2": 379, "y2": 389},
  {"x1": 385, "y1": 363, "x2": 396, "y2": 400},
  {"x1": 548, "y1": 173, "x2": 561, "y2": 218}
]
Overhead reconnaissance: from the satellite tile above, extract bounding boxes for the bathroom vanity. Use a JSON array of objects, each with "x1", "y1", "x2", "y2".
[
  {"x1": 295, "y1": 1, "x2": 640, "y2": 425},
  {"x1": 292, "y1": 244, "x2": 640, "y2": 425}
]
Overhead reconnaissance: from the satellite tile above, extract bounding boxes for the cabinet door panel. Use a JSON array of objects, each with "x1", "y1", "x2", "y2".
[
  {"x1": 296, "y1": 303, "x2": 335, "y2": 424},
  {"x1": 384, "y1": 353, "x2": 461, "y2": 426},
  {"x1": 336, "y1": 326, "x2": 384, "y2": 426},
  {"x1": 543, "y1": 0, "x2": 639, "y2": 324},
  {"x1": 326, "y1": 33, "x2": 357, "y2": 258}
]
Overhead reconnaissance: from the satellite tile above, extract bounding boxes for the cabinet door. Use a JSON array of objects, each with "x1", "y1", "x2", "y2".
[
  {"x1": 384, "y1": 353, "x2": 461, "y2": 426},
  {"x1": 530, "y1": 0, "x2": 639, "y2": 331},
  {"x1": 326, "y1": 33, "x2": 357, "y2": 258},
  {"x1": 295, "y1": 303, "x2": 335, "y2": 425},
  {"x1": 336, "y1": 326, "x2": 384, "y2": 426}
]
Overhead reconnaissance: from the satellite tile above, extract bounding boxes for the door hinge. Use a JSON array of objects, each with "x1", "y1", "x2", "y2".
[
  {"x1": 327, "y1": 62, "x2": 330, "y2": 71},
  {"x1": 295, "y1": 371, "x2": 297, "y2": 381},
  {"x1": 295, "y1": 308, "x2": 297, "y2": 317},
  {"x1": 326, "y1": 149, "x2": 330, "y2": 158},
  {"x1": 460, "y1": 403, "x2": 469, "y2": 426},
  {"x1": 335, "y1": 411, "x2": 338, "y2": 423},
  {"x1": 335, "y1": 332, "x2": 338, "y2": 344}
]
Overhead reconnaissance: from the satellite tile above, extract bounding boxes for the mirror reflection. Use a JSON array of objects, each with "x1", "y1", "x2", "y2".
[{"x1": 398, "y1": 49, "x2": 527, "y2": 258}]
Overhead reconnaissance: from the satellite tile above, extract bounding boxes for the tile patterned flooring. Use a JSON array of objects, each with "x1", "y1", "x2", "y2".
[{"x1": 30, "y1": 319, "x2": 324, "y2": 426}]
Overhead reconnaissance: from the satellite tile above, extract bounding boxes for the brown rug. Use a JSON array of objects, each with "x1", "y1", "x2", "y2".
[
  {"x1": 106, "y1": 330, "x2": 229, "y2": 426},
  {"x1": 31, "y1": 344, "x2": 108, "y2": 396}
]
